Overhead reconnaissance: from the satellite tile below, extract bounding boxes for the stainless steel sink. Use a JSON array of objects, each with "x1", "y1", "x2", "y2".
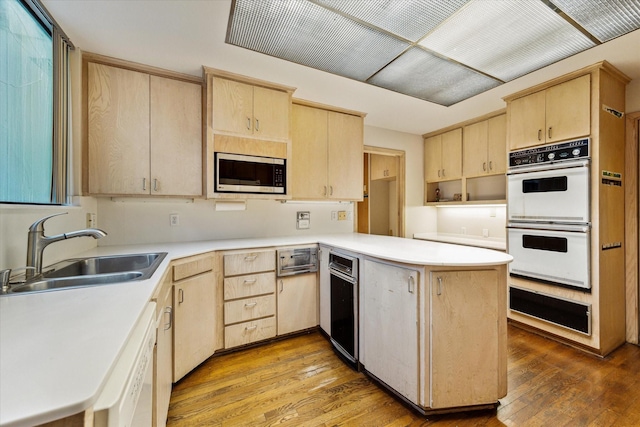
[
  {"x1": 42, "y1": 253, "x2": 165, "y2": 278},
  {"x1": 4, "y1": 252, "x2": 167, "y2": 295},
  {"x1": 10, "y1": 272, "x2": 145, "y2": 293}
]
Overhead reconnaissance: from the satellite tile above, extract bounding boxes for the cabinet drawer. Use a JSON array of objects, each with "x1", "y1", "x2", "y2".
[
  {"x1": 224, "y1": 250, "x2": 275, "y2": 276},
  {"x1": 224, "y1": 317, "x2": 276, "y2": 348},
  {"x1": 173, "y1": 255, "x2": 213, "y2": 281},
  {"x1": 224, "y1": 272, "x2": 275, "y2": 300},
  {"x1": 224, "y1": 294, "x2": 275, "y2": 325}
]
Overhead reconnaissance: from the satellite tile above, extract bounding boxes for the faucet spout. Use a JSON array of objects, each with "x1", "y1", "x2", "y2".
[{"x1": 26, "y1": 213, "x2": 108, "y2": 277}]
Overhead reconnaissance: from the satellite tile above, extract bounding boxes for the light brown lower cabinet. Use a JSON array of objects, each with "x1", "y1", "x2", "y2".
[
  {"x1": 153, "y1": 273, "x2": 173, "y2": 427},
  {"x1": 277, "y1": 273, "x2": 318, "y2": 336},
  {"x1": 172, "y1": 254, "x2": 217, "y2": 382},
  {"x1": 430, "y1": 270, "x2": 501, "y2": 409},
  {"x1": 359, "y1": 255, "x2": 507, "y2": 413}
]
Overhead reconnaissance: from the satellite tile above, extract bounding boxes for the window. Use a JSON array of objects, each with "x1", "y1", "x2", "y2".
[{"x1": 0, "y1": 0, "x2": 73, "y2": 204}]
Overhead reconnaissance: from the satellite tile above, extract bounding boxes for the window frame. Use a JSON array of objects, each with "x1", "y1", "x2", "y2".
[{"x1": 1, "y1": 0, "x2": 74, "y2": 206}]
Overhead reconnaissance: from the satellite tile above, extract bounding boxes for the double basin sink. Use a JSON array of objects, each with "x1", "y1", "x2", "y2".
[{"x1": 5, "y1": 252, "x2": 167, "y2": 295}]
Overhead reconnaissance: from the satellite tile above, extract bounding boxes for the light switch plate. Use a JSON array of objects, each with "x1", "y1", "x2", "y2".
[{"x1": 297, "y1": 211, "x2": 310, "y2": 229}]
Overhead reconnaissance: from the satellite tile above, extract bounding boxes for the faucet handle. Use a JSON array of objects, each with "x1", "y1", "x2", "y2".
[{"x1": 29, "y1": 212, "x2": 68, "y2": 232}]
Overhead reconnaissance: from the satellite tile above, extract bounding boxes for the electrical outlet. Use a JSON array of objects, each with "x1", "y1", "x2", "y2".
[
  {"x1": 338, "y1": 211, "x2": 347, "y2": 221},
  {"x1": 86, "y1": 213, "x2": 97, "y2": 228},
  {"x1": 170, "y1": 214, "x2": 180, "y2": 227},
  {"x1": 483, "y1": 228, "x2": 489, "y2": 238},
  {"x1": 461, "y1": 227, "x2": 466, "y2": 235},
  {"x1": 331, "y1": 211, "x2": 338, "y2": 221}
]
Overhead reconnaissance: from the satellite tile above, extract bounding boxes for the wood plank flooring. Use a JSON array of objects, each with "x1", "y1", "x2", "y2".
[{"x1": 167, "y1": 325, "x2": 640, "y2": 426}]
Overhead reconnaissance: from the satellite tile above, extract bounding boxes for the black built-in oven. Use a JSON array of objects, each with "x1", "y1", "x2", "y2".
[{"x1": 329, "y1": 251, "x2": 358, "y2": 369}]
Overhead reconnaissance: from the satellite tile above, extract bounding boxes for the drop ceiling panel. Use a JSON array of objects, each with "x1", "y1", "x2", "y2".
[
  {"x1": 552, "y1": 0, "x2": 640, "y2": 42},
  {"x1": 368, "y1": 47, "x2": 501, "y2": 106},
  {"x1": 313, "y1": 0, "x2": 470, "y2": 42},
  {"x1": 227, "y1": 0, "x2": 410, "y2": 81},
  {"x1": 418, "y1": 0, "x2": 596, "y2": 82}
]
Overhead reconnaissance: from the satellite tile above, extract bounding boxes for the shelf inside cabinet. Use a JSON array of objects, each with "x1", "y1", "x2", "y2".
[
  {"x1": 466, "y1": 175, "x2": 506, "y2": 202},
  {"x1": 425, "y1": 180, "x2": 462, "y2": 204}
]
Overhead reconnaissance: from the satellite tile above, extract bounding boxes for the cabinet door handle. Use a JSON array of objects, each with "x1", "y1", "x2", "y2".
[
  {"x1": 323, "y1": 186, "x2": 327, "y2": 196},
  {"x1": 245, "y1": 325, "x2": 258, "y2": 331},
  {"x1": 244, "y1": 255, "x2": 258, "y2": 262},
  {"x1": 178, "y1": 288, "x2": 184, "y2": 304},
  {"x1": 408, "y1": 275, "x2": 415, "y2": 294},
  {"x1": 255, "y1": 119, "x2": 260, "y2": 131},
  {"x1": 153, "y1": 179, "x2": 158, "y2": 192},
  {"x1": 280, "y1": 279, "x2": 283, "y2": 293},
  {"x1": 243, "y1": 278, "x2": 257, "y2": 285},
  {"x1": 436, "y1": 276, "x2": 443, "y2": 296},
  {"x1": 442, "y1": 169, "x2": 445, "y2": 177},
  {"x1": 538, "y1": 129, "x2": 542, "y2": 141},
  {"x1": 246, "y1": 117, "x2": 251, "y2": 130},
  {"x1": 164, "y1": 306, "x2": 173, "y2": 330},
  {"x1": 142, "y1": 177, "x2": 147, "y2": 191},
  {"x1": 483, "y1": 162, "x2": 487, "y2": 171},
  {"x1": 489, "y1": 160, "x2": 493, "y2": 171},
  {"x1": 437, "y1": 169, "x2": 441, "y2": 178},
  {"x1": 548, "y1": 127, "x2": 552, "y2": 139},
  {"x1": 244, "y1": 302, "x2": 257, "y2": 308},
  {"x1": 329, "y1": 186, "x2": 333, "y2": 196}
]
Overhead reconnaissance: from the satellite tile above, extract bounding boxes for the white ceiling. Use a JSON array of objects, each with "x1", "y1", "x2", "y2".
[{"x1": 44, "y1": 0, "x2": 640, "y2": 136}]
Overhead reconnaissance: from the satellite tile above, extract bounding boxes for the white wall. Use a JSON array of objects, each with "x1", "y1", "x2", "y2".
[
  {"x1": 436, "y1": 206, "x2": 507, "y2": 239},
  {"x1": 363, "y1": 126, "x2": 436, "y2": 237},
  {"x1": 0, "y1": 197, "x2": 99, "y2": 270},
  {"x1": 96, "y1": 198, "x2": 353, "y2": 246}
]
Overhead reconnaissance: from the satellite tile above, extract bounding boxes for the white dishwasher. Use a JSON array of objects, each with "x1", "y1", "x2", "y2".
[{"x1": 94, "y1": 302, "x2": 156, "y2": 427}]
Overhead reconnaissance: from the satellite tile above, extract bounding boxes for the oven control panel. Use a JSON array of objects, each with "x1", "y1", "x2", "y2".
[{"x1": 509, "y1": 138, "x2": 589, "y2": 168}]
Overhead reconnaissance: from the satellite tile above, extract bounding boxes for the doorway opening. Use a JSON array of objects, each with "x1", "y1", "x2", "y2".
[{"x1": 356, "y1": 146, "x2": 406, "y2": 237}]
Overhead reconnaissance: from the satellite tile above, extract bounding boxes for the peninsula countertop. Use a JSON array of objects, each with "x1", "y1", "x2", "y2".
[{"x1": 0, "y1": 233, "x2": 512, "y2": 426}]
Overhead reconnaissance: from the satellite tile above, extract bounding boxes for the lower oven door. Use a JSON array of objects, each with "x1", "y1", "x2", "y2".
[
  {"x1": 507, "y1": 223, "x2": 590, "y2": 290},
  {"x1": 507, "y1": 160, "x2": 590, "y2": 223}
]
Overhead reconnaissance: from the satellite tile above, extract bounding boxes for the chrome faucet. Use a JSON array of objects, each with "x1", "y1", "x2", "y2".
[{"x1": 26, "y1": 213, "x2": 107, "y2": 278}]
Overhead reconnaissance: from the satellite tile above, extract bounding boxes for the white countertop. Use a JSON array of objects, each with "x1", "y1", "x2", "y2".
[
  {"x1": 0, "y1": 233, "x2": 511, "y2": 426},
  {"x1": 413, "y1": 232, "x2": 507, "y2": 251}
]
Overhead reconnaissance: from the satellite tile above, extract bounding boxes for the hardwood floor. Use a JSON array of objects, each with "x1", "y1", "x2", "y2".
[{"x1": 167, "y1": 325, "x2": 640, "y2": 426}]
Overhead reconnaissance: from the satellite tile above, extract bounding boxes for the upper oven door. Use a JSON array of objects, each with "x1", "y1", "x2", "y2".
[{"x1": 507, "y1": 160, "x2": 590, "y2": 224}]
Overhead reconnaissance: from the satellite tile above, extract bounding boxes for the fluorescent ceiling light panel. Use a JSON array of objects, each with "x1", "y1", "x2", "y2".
[
  {"x1": 313, "y1": 0, "x2": 470, "y2": 42},
  {"x1": 551, "y1": 0, "x2": 640, "y2": 42},
  {"x1": 368, "y1": 47, "x2": 501, "y2": 106},
  {"x1": 419, "y1": 0, "x2": 596, "y2": 81},
  {"x1": 227, "y1": 0, "x2": 410, "y2": 81}
]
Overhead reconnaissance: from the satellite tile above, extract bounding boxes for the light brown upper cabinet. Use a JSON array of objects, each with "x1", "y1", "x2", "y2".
[
  {"x1": 86, "y1": 60, "x2": 202, "y2": 197},
  {"x1": 424, "y1": 128, "x2": 462, "y2": 182},
  {"x1": 291, "y1": 101, "x2": 365, "y2": 201},
  {"x1": 370, "y1": 154, "x2": 397, "y2": 181},
  {"x1": 463, "y1": 114, "x2": 506, "y2": 177},
  {"x1": 508, "y1": 74, "x2": 590, "y2": 150},
  {"x1": 210, "y1": 77, "x2": 290, "y2": 142}
]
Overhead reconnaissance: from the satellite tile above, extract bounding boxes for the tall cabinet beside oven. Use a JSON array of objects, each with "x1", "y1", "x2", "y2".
[{"x1": 504, "y1": 61, "x2": 630, "y2": 356}]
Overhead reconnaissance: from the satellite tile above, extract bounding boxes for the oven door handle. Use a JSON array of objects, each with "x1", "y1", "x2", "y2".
[
  {"x1": 507, "y1": 222, "x2": 590, "y2": 233},
  {"x1": 507, "y1": 159, "x2": 590, "y2": 175}
]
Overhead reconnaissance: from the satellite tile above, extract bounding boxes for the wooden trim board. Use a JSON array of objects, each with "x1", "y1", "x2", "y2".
[{"x1": 626, "y1": 111, "x2": 640, "y2": 344}]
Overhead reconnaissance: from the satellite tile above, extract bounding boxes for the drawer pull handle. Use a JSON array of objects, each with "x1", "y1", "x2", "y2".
[
  {"x1": 244, "y1": 302, "x2": 257, "y2": 308},
  {"x1": 243, "y1": 278, "x2": 257, "y2": 285},
  {"x1": 245, "y1": 325, "x2": 258, "y2": 331},
  {"x1": 244, "y1": 255, "x2": 258, "y2": 262}
]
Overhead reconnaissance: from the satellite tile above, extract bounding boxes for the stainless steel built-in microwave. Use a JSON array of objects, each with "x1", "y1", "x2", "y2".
[{"x1": 215, "y1": 152, "x2": 286, "y2": 194}]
